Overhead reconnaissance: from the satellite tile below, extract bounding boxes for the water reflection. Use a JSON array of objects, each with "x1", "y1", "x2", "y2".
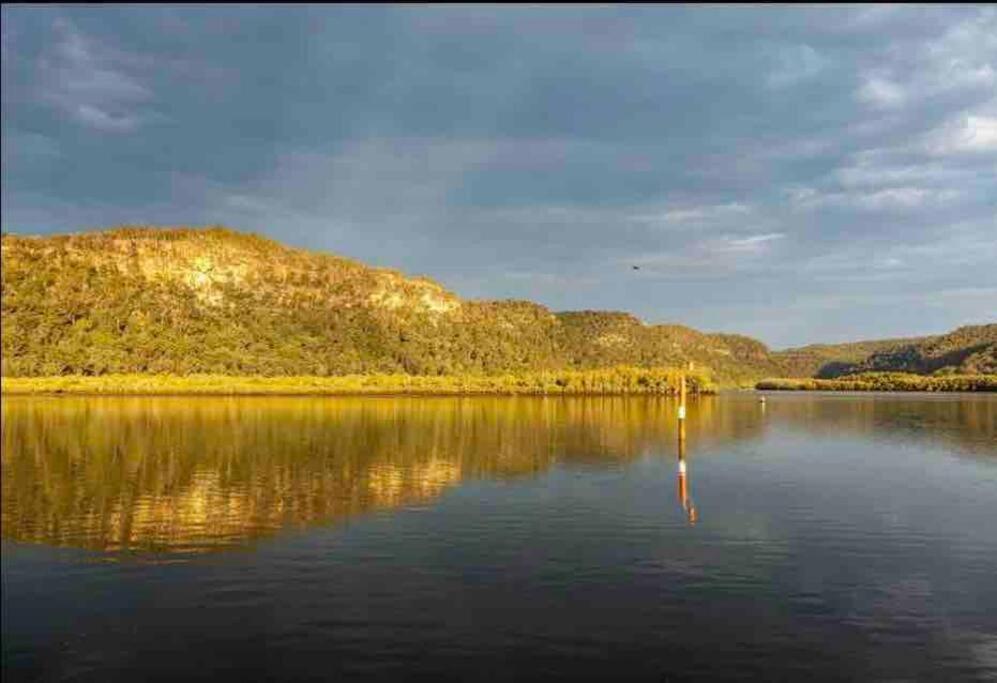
[
  {"x1": 2, "y1": 393, "x2": 993, "y2": 554},
  {"x1": 4, "y1": 393, "x2": 994, "y2": 682},
  {"x1": 677, "y1": 427, "x2": 697, "y2": 526},
  {"x1": 759, "y1": 392, "x2": 996, "y2": 456},
  {"x1": 2, "y1": 396, "x2": 738, "y2": 553}
]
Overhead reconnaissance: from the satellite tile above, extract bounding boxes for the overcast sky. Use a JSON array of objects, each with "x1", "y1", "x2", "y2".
[{"x1": 2, "y1": 5, "x2": 995, "y2": 347}]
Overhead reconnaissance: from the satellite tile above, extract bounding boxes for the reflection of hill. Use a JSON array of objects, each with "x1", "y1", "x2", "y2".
[
  {"x1": 6, "y1": 395, "x2": 987, "y2": 554},
  {"x1": 1, "y1": 396, "x2": 754, "y2": 553}
]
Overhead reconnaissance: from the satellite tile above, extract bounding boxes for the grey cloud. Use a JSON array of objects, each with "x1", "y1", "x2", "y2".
[{"x1": 35, "y1": 18, "x2": 159, "y2": 132}]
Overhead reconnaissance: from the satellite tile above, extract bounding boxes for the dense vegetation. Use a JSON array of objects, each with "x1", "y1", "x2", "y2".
[
  {"x1": 756, "y1": 373, "x2": 997, "y2": 392},
  {"x1": 770, "y1": 326, "x2": 997, "y2": 378},
  {"x1": 0, "y1": 227, "x2": 771, "y2": 384},
  {"x1": 2, "y1": 227, "x2": 993, "y2": 388},
  {"x1": 770, "y1": 338, "x2": 919, "y2": 378},
  {"x1": 1, "y1": 367, "x2": 712, "y2": 396}
]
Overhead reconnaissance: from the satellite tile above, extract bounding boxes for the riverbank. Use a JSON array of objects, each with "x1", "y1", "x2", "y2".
[
  {"x1": 756, "y1": 372, "x2": 997, "y2": 392},
  {"x1": 1, "y1": 367, "x2": 713, "y2": 396}
]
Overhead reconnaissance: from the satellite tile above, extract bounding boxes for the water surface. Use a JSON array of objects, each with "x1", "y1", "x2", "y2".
[{"x1": 2, "y1": 393, "x2": 996, "y2": 680}]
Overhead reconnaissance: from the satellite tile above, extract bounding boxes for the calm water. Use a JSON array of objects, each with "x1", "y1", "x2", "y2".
[{"x1": 2, "y1": 393, "x2": 996, "y2": 681}]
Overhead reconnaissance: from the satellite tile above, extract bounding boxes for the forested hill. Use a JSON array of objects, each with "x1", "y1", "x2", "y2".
[
  {"x1": 770, "y1": 325, "x2": 997, "y2": 377},
  {"x1": 0, "y1": 227, "x2": 778, "y2": 382},
  {"x1": 1, "y1": 227, "x2": 993, "y2": 383}
]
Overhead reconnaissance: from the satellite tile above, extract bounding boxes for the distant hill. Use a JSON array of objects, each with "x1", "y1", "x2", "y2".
[
  {"x1": 1, "y1": 227, "x2": 992, "y2": 383},
  {"x1": 837, "y1": 325, "x2": 997, "y2": 376},
  {"x1": 771, "y1": 326, "x2": 997, "y2": 378},
  {"x1": 771, "y1": 338, "x2": 922, "y2": 378}
]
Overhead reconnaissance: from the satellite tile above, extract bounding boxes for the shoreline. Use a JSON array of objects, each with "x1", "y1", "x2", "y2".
[
  {"x1": 0, "y1": 368, "x2": 715, "y2": 397},
  {"x1": 755, "y1": 373, "x2": 997, "y2": 393},
  {"x1": 5, "y1": 372, "x2": 993, "y2": 396}
]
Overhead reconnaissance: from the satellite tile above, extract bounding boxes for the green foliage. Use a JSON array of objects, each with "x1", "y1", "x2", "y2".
[
  {"x1": 553, "y1": 312, "x2": 779, "y2": 385},
  {"x1": 2, "y1": 227, "x2": 993, "y2": 386},
  {"x1": 0, "y1": 228, "x2": 758, "y2": 383},
  {"x1": 771, "y1": 326, "x2": 997, "y2": 378}
]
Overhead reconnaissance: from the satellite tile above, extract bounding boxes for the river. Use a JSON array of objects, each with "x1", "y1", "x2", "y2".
[{"x1": 2, "y1": 393, "x2": 995, "y2": 680}]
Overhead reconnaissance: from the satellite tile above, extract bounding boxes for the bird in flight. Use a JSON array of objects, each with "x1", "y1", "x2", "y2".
[{"x1": 632, "y1": 265, "x2": 640, "y2": 271}]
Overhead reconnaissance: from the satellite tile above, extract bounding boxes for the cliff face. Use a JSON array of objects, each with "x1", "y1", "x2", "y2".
[{"x1": 2, "y1": 226, "x2": 993, "y2": 381}]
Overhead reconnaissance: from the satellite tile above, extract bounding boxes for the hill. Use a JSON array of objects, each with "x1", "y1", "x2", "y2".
[
  {"x1": 771, "y1": 337, "x2": 922, "y2": 378},
  {"x1": 772, "y1": 326, "x2": 997, "y2": 378},
  {"x1": 0, "y1": 227, "x2": 773, "y2": 383},
  {"x1": 2, "y1": 227, "x2": 992, "y2": 384}
]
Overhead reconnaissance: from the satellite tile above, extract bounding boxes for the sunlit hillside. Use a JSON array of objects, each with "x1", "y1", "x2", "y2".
[
  {"x1": 0, "y1": 227, "x2": 776, "y2": 383},
  {"x1": 2, "y1": 226, "x2": 993, "y2": 384}
]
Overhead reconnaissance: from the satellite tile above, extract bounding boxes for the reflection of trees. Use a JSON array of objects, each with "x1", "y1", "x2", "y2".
[
  {"x1": 1, "y1": 396, "x2": 751, "y2": 553},
  {"x1": 4, "y1": 395, "x2": 988, "y2": 554}
]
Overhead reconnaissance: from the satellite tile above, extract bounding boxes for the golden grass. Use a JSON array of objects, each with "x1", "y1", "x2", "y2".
[
  {"x1": 1, "y1": 366, "x2": 713, "y2": 396},
  {"x1": 755, "y1": 372, "x2": 997, "y2": 392}
]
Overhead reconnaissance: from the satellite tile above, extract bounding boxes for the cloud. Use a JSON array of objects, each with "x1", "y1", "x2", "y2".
[
  {"x1": 719, "y1": 233, "x2": 785, "y2": 252},
  {"x1": 629, "y1": 231, "x2": 786, "y2": 275},
  {"x1": 629, "y1": 202, "x2": 753, "y2": 227},
  {"x1": 854, "y1": 7, "x2": 996, "y2": 111},
  {"x1": 832, "y1": 158, "x2": 971, "y2": 188},
  {"x1": 36, "y1": 18, "x2": 157, "y2": 132},
  {"x1": 923, "y1": 114, "x2": 997, "y2": 155},
  {"x1": 792, "y1": 217, "x2": 997, "y2": 288},
  {"x1": 787, "y1": 185, "x2": 962, "y2": 212},
  {"x1": 857, "y1": 75, "x2": 907, "y2": 109},
  {"x1": 766, "y1": 44, "x2": 829, "y2": 88}
]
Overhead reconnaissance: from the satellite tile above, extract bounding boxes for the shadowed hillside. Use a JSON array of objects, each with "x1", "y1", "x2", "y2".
[{"x1": 772, "y1": 326, "x2": 997, "y2": 378}]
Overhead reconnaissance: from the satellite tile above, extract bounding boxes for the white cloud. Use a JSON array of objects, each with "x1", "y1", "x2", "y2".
[
  {"x1": 629, "y1": 231, "x2": 785, "y2": 274},
  {"x1": 718, "y1": 233, "x2": 784, "y2": 252},
  {"x1": 833, "y1": 158, "x2": 969, "y2": 188},
  {"x1": 857, "y1": 74, "x2": 907, "y2": 109},
  {"x1": 923, "y1": 114, "x2": 997, "y2": 155},
  {"x1": 855, "y1": 8, "x2": 996, "y2": 110},
  {"x1": 856, "y1": 187, "x2": 961, "y2": 209},
  {"x1": 629, "y1": 202, "x2": 752, "y2": 226},
  {"x1": 922, "y1": 7, "x2": 997, "y2": 81},
  {"x1": 787, "y1": 185, "x2": 962, "y2": 211},
  {"x1": 36, "y1": 18, "x2": 156, "y2": 132}
]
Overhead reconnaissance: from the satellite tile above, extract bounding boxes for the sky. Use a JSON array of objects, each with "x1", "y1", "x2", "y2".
[{"x1": 2, "y1": 5, "x2": 995, "y2": 348}]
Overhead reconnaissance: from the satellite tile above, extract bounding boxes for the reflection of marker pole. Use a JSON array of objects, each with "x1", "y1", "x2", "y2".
[
  {"x1": 676, "y1": 361, "x2": 696, "y2": 525},
  {"x1": 676, "y1": 439, "x2": 697, "y2": 526},
  {"x1": 677, "y1": 454, "x2": 688, "y2": 508}
]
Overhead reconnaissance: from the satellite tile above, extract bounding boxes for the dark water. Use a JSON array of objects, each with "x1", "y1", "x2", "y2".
[{"x1": 2, "y1": 393, "x2": 995, "y2": 681}]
